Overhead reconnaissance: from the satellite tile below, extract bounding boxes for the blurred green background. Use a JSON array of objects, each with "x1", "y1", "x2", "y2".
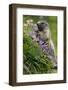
[{"x1": 23, "y1": 15, "x2": 57, "y2": 74}]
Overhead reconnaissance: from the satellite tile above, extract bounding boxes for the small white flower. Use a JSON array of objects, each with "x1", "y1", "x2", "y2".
[
  {"x1": 24, "y1": 23, "x2": 28, "y2": 27},
  {"x1": 26, "y1": 19, "x2": 33, "y2": 26}
]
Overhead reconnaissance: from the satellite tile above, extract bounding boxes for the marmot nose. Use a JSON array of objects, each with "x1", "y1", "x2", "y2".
[
  {"x1": 37, "y1": 23, "x2": 40, "y2": 26},
  {"x1": 37, "y1": 23, "x2": 40, "y2": 28},
  {"x1": 37, "y1": 23, "x2": 43, "y2": 31}
]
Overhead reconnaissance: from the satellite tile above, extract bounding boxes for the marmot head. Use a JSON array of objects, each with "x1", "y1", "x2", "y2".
[{"x1": 37, "y1": 21, "x2": 49, "y2": 31}]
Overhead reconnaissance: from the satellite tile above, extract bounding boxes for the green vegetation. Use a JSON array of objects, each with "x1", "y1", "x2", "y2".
[{"x1": 23, "y1": 15, "x2": 57, "y2": 74}]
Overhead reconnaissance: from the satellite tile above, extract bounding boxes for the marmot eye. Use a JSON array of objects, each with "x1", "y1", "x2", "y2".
[
  {"x1": 41, "y1": 23, "x2": 48, "y2": 26},
  {"x1": 41, "y1": 22, "x2": 44, "y2": 24}
]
